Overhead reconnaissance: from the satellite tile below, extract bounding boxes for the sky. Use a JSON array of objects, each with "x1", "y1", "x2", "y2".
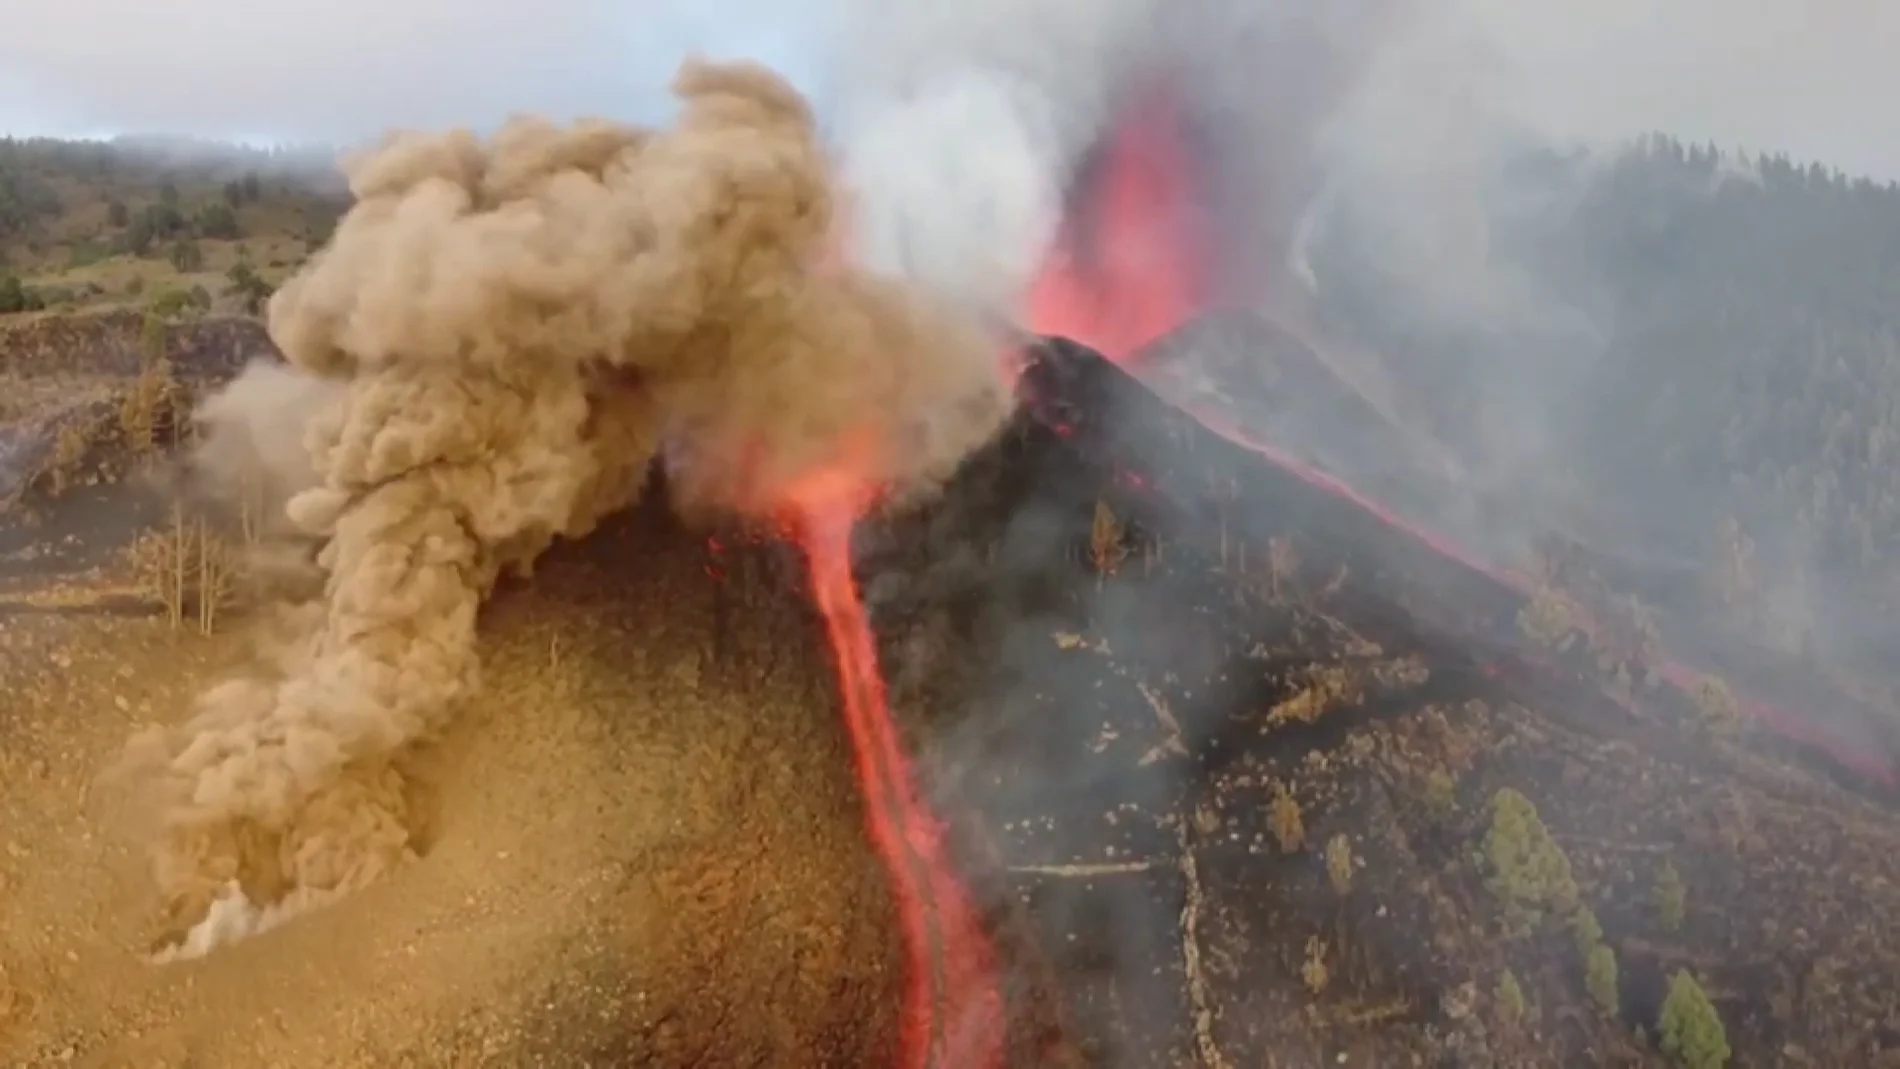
[{"x1": 2, "y1": 0, "x2": 1896, "y2": 179}]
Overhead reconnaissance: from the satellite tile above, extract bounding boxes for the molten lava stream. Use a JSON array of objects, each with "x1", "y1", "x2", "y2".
[{"x1": 794, "y1": 509, "x2": 1003, "y2": 1069}]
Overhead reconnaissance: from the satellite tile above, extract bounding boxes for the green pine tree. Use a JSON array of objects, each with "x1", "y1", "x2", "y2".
[
  {"x1": 1483, "y1": 788, "x2": 1579, "y2": 929},
  {"x1": 1585, "y1": 944, "x2": 1619, "y2": 1013},
  {"x1": 1658, "y1": 970, "x2": 1729, "y2": 1069}
]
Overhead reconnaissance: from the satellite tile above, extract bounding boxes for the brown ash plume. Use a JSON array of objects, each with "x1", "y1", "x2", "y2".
[{"x1": 112, "y1": 56, "x2": 1013, "y2": 941}]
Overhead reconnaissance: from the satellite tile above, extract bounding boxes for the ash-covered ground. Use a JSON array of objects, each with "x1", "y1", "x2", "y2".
[{"x1": 0, "y1": 491, "x2": 921, "y2": 1065}]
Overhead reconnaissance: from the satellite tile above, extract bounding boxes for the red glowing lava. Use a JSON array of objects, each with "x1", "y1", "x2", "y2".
[
  {"x1": 1025, "y1": 83, "x2": 1212, "y2": 362},
  {"x1": 780, "y1": 465, "x2": 1002, "y2": 1069}
]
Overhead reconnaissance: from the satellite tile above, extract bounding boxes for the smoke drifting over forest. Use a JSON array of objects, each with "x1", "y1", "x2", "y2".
[{"x1": 111, "y1": 57, "x2": 1013, "y2": 935}]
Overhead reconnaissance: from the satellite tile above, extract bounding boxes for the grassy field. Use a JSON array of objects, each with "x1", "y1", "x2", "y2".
[{"x1": 1, "y1": 137, "x2": 346, "y2": 319}]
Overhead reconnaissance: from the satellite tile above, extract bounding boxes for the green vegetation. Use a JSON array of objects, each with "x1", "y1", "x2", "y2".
[
  {"x1": 1422, "y1": 768, "x2": 1458, "y2": 819},
  {"x1": 1494, "y1": 969, "x2": 1526, "y2": 1022},
  {"x1": 0, "y1": 271, "x2": 42, "y2": 313},
  {"x1": 1658, "y1": 970, "x2": 1731, "y2": 1068},
  {"x1": 1655, "y1": 859, "x2": 1688, "y2": 931},
  {"x1": 0, "y1": 136, "x2": 344, "y2": 318},
  {"x1": 1570, "y1": 907, "x2": 1603, "y2": 957},
  {"x1": 1324, "y1": 833, "x2": 1354, "y2": 894},
  {"x1": 1483, "y1": 787, "x2": 1578, "y2": 929},
  {"x1": 1584, "y1": 943, "x2": 1620, "y2": 1014},
  {"x1": 1317, "y1": 135, "x2": 1900, "y2": 675},
  {"x1": 1692, "y1": 677, "x2": 1741, "y2": 731},
  {"x1": 1268, "y1": 782, "x2": 1304, "y2": 852}
]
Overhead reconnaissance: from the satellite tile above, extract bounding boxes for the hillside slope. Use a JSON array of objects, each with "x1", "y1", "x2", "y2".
[
  {"x1": 1, "y1": 137, "x2": 344, "y2": 317},
  {"x1": 0, "y1": 443, "x2": 914, "y2": 1063},
  {"x1": 1311, "y1": 137, "x2": 1900, "y2": 681},
  {"x1": 868, "y1": 341, "x2": 1900, "y2": 1065}
]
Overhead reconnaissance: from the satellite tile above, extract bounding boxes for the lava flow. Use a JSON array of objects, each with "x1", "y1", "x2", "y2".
[{"x1": 782, "y1": 464, "x2": 1003, "y2": 1069}]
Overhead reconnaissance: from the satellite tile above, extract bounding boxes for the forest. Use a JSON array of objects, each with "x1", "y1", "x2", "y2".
[{"x1": 1311, "y1": 134, "x2": 1900, "y2": 676}]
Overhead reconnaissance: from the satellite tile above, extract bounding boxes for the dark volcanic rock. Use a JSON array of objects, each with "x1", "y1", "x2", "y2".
[{"x1": 866, "y1": 338, "x2": 1900, "y2": 1066}]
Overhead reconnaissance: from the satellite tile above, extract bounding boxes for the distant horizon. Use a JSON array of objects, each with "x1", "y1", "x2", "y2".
[
  {"x1": 5, "y1": 130, "x2": 337, "y2": 151},
  {"x1": 8, "y1": 123, "x2": 1897, "y2": 190}
]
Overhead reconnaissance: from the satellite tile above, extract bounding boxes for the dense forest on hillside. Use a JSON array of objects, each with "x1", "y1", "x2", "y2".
[{"x1": 1312, "y1": 135, "x2": 1900, "y2": 675}]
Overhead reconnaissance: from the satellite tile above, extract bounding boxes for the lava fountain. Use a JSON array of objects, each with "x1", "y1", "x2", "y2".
[{"x1": 1025, "y1": 82, "x2": 1214, "y2": 362}]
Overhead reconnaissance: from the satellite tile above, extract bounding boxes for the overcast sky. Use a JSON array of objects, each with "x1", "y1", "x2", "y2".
[{"x1": 3, "y1": 0, "x2": 1895, "y2": 179}]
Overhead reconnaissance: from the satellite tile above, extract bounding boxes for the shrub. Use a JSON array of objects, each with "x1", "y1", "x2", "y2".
[
  {"x1": 1572, "y1": 907, "x2": 1604, "y2": 957},
  {"x1": 1324, "y1": 834, "x2": 1354, "y2": 894},
  {"x1": 1484, "y1": 788, "x2": 1578, "y2": 928},
  {"x1": 1655, "y1": 859, "x2": 1687, "y2": 931},
  {"x1": 1268, "y1": 784, "x2": 1305, "y2": 853},
  {"x1": 1585, "y1": 944, "x2": 1619, "y2": 1013},
  {"x1": 1658, "y1": 970, "x2": 1729, "y2": 1068},
  {"x1": 1495, "y1": 969, "x2": 1526, "y2": 1022},
  {"x1": 1424, "y1": 769, "x2": 1458, "y2": 818}
]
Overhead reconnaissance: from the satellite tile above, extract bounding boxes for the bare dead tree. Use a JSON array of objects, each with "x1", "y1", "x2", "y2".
[{"x1": 196, "y1": 517, "x2": 236, "y2": 635}]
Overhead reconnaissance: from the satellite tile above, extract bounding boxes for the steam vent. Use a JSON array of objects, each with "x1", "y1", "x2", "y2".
[{"x1": 7, "y1": 315, "x2": 1900, "y2": 1066}]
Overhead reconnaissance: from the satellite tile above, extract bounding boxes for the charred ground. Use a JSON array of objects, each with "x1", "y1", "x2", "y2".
[{"x1": 859, "y1": 339, "x2": 1900, "y2": 1066}]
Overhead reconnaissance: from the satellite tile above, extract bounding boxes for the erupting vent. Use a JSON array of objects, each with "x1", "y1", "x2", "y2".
[{"x1": 1027, "y1": 86, "x2": 1212, "y2": 363}]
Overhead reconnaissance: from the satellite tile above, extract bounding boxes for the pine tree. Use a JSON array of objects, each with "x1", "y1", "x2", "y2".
[
  {"x1": 1483, "y1": 788, "x2": 1578, "y2": 929},
  {"x1": 1585, "y1": 944, "x2": 1619, "y2": 1013},
  {"x1": 1658, "y1": 970, "x2": 1729, "y2": 1069}
]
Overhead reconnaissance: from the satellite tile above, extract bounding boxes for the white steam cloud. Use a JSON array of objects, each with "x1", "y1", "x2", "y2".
[{"x1": 826, "y1": 0, "x2": 1160, "y2": 320}]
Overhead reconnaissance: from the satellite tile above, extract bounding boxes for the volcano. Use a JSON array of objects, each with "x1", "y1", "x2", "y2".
[
  {"x1": 8, "y1": 313, "x2": 1900, "y2": 1065},
  {"x1": 847, "y1": 333, "x2": 1900, "y2": 1066}
]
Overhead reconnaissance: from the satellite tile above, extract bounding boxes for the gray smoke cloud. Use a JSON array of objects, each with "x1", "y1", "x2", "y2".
[
  {"x1": 818, "y1": 2, "x2": 1531, "y2": 339},
  {"x1": 811, "y1": 0, "x2": 1685, "y2": 591}
]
